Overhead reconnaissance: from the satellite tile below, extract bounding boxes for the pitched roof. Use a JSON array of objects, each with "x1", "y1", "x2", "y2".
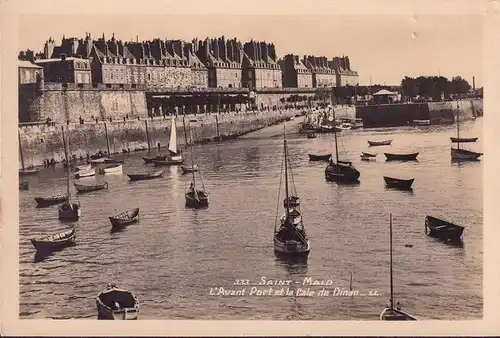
[
  {"x1": 373, "y1": 89, "x2": 398, "y2": 96},
  {"x1": 18, "y1": 60, "x2": 43, "y2": 68}
]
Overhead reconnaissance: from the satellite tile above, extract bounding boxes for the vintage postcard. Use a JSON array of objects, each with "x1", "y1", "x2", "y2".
[{"x1": 1, "y1": 0, "x2": 500, "y2": 336}]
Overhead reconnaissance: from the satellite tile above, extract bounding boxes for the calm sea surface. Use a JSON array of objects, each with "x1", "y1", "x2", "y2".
[{"x1": 19, "y1": 118, "x2": 483, "y2": 320}]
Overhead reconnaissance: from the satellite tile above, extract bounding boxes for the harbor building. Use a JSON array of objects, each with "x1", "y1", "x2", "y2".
[
  {"x1": 330, "y1": 56, "x2": 359, "y2": 87},
  {"x1": 303, "y1": 55, "x2": 337, "y2": 87},
  {"x1": 279, "y1": 54, "x2": 313, "y2": 88},
  {"x1": 18, "y1": 59, "x2": 43, "y2": 84},
  {"x1": 242, "y1": 40, "x2": 282, "y2": 90}
]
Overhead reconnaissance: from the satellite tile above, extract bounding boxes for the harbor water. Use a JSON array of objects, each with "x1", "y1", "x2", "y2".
[{"x1": 19, "y1": 118, "x2": 483, "y2": 320}]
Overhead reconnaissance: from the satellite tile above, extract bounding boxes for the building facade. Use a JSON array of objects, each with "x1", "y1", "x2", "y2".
[
  {"x1": 279, "y1": 54, "x2": 313, "y2": 88},
  {"x1": 18, "y1": 60, "x2": 43, "y2": 84},
  {"x1": 242, "y1": 41, "x2": 282, "y2": 90},
  {"x1": 35, "y1": 56, "x2": 91, "y2": 84},
  {"x1": 330, "y1": 56, "x2": 359, "y2": 86}
]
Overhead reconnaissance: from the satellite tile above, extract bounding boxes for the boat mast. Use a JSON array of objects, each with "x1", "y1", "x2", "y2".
[
  {"x1": 456, "y1": 103, "x2": 460, "y2": 150},
  {"x1": 331, "y1": 93, "x2": 339, "y2": 164},
  {"x1": 283, "y1": 125, "x2": 290, "y2": 218},
  {"x1": 389, "y1": 213, "x2": 394, "y2": 310},
  {"x1": 190, "y1": 130, "x2": 196, "y2": 190},
  {"x1": 62, "y1": 126, "x2": 71, "y2": 203},
  {"x1": 18, "y1": 131, "x2": 25, "y2": 170}
]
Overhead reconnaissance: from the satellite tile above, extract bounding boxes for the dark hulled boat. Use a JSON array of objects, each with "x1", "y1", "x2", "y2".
[
  {"x1": 58, "y1": 128, "x2": 81, "y2": 221},
  {"x1": 380, "y1": 214, "x2": 417, "y2": 321},
  {"x1": 127, "y1": 170, "x2": 164, "y2": 181},
  {"x1": 142, "y1": 155, "x2": 167, "y2": 164},
  {"x1": 308, "y1": 153, "x2": 331, "y2": 162},
  {"x1": 384, "y1": 152, "x2": 419, "y2": 161},
  {"x1": 152, "y1": 158, "x2": 184, "y2": 166},
  {"x1": 306, "y1": 133, "x2": 317, "y2": 139},
  {"x1": 368, "y1": 140, "x2": 392, "y2": 146},
  {"x1": 425, "y1": 216, "x2": 464, "y2": 242},
  {"x1": 19, "y1": 168, "x2": 40, "y2": 176},
  {"x1": 31, "y1": 227, "x2": 76, "y2": 253},
  {"x1": 181, "y1": 165, "x2": 199, "y2": 174},
  {"x1": 383, "y1": 176, "x2": 415, "y2": 190},
  {"x1": 74, "y1": 181, "x2": 109, "y2": 193},
  {"x1": 451, "y1": 103, "x2": 482, "y2": 161},
  {"x1": 450, "y1": 137, "x2": 478, "y2": 143},
  {"x1": 96, "y1": 284, "x2": 139, "y2": 320},
  {"x1": 184, "y1": 130, "x2": 209, "y2": 209},
  {"x1": 19, "y1": 181, "x2": 29, "y2": 190},
  {"x1": 35, "y1": 194, "x2": 68, "y2": 208},
  {"x1": 274, "y1": 125, "x2": 310, "y2": 257},
  {"x1": 109, "y1": 208, "x2": 139, "y2": 230}
]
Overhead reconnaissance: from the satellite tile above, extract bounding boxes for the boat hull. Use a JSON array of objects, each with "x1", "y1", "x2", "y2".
[
  {"x1": 181, "y1": 165, "x2": 199, "y2": 174},
  {"x1": 185, "y1": 192, "x2": 209, "y2": 208},
  {"x1": 274, "y1": 238, "x2": 310, "y2": 256},
  {"x1": 35, "y1": 195, "x2": 68, "y2": 208},
  {"x1": 19, "y1": 181, "x2": 29, "y2": 190},
  {"x1": 325, "y1": 162, "x2": 360, "y2": 182},
  {"x1": 99, "y1": 164, "x2": 123, "y2": 175},
  {"x1": 96, "y1": 287, "x2": 139, "y2": 320},
  {"x1": 74, "y1": 168, "x2": 96, "y2": 179},
  {"x1": 127, "y1": 171, "x2": 164, "y2": 181},
  {"x1": 425, "y1": 216, "x2": 464, "y2": 242},
  {"x1": 380, "y1": 307, "x2": 417, "y2": 321},
  {"x1": 143, "y1": 155, "x2": 167, "y2": 163},
  {"x1": 89, "y1": 158, "x2": 106, "y2": 164},
  {"x1": 308, "y1": 154, "x2": 332, "y2": 162},
  {"x1": 152, "y1": 158, "x2": 184, "y2": 166},
  {"x1": 31, "y1": 228, "x2": 76, "y2": 253},
  {"x1": 19, "y1": 168, "x2": 39, "y2": 176},
  {"x1": 368, "y1": 140, "x2": 392, "y2": 146},
  {"x1": 451, "y1": 148, "x2": 482, "y2": 161},
  {"x1": 450, "y1": 137, "x2": 478, "y2": 143},
  {"x1": 383, "y1": 176, "x2": 414, "y2": 190},
  {"x1": 58, "y1": 202, "x2": 81, "y2": 221},
  {"x1": 384, "y1": 152, "x2": 419, "y2": 161},
  {"x1": 75, "y1": 182, "x2": 108, "y2": 193}
]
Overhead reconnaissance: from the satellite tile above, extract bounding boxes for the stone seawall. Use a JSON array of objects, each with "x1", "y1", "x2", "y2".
[
  {"x1": 356, "y1": 99, "x2": 483, "y2": 127},
  {"x1": 18, "y1": 110, "x2": 300, "y2": 168}
]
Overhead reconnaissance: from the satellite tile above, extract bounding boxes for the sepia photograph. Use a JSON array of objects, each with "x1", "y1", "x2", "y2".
[{"x1": 2, "y1": 0, "x2": 500, "y2": 336}]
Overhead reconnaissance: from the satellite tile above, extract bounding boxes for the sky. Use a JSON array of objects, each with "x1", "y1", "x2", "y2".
[{"x1": 17, "y1": 14, "x2": 483, "y2": 87}]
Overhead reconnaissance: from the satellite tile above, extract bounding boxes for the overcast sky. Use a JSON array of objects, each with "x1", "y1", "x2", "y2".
[{"x1": 17, "y1": 9, "x2": 483, "y2": 86}]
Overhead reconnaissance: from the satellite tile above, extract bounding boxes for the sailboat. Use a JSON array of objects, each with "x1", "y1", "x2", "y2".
[
  {"x1": 274, "y1": 125, "x2": 310, "y2": 257},
  {"x1": 450, "y1": 103, "x2": 482, "y2": 161},
  {"x1": 324, "y1": 104, "x2": 360, "y2": 183},
  {"x1": 184, "y1": 131, "x2": 209, "y2": 209},
  {"x1": 380, "y1": 214, "x2": 417, "y2": 321},
  {"x1": 58, "y1": 127, "x2": 81, "y2": 221},
  {"x1": 18, "y1": 132, "x2": 39, "y2": 176},
  {"x1": 151, "y1": 117, "x2": 184, "y2": 166}
]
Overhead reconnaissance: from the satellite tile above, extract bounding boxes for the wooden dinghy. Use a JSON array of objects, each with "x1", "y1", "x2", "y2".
[
  {"x1": 19, "y1": 168, "x2": 39, "y2": 176},
  {"x1": 35, "y1": 194, "x2": 68, "y2": 208},
  {"x1": 31, "y1": 227, "x2": 76, "y2": 253},
  {"x1": 74, "y1": 181, "x2": 109, "y2": 193},
  {"x1": 368, "y1": 140, "x2": 392, "y2": 147},
  {"x1": 74, "y1": 163, "x2": 92, "y2": 172},
  {"x1": 96, "y1": 284, "x2": 139, "y2": 320},
  {"x1": 384, "y1": 152, "x2": 419, "y2": 161},
  {"x1": 74, "y1": 168, "x2": 96, "y2": 179},
  {"x1": 451, "y1": 148, "x2": 482, "y2": 161},
  {"x1": 308, "y1": 153, "x2": 332, "y2": 162},
  {"x1": 425, "y1": 216, "x2": 464, "y2": 242},
  {"x1": 104, "y1": 158, "x2": 125, "y2": 164},
  {"x1": 99, "y1": 164, "x2": 123, "y2": 175},
  {"x1": 19, "y1": 181, "x2": 29, "y2": 190},
  {"x1": 109, "y1": 208, "x2": 139, "y2": 229},
  {"x1": 181, "y1": 165, "x2": 199, "y2": 174},
  {"x1": 151, "y1": 158, "x2": 184, "y2": 166},
  {"x1": 383, "y1": 176, "x2": 414, "y2": 190},
  {"x1": 360, "y1": 152, "x2": 377, "y2": 161},
  {"x1": 450, "y1": 137, "x2": 478, "y2": 143},
  {"x1": 58, "y1": 200, "x2": 81, "y2": 220},
  {"x1": 185, "y1": 189, "x2": 209, "y2": 208},
  {"x1": 127, "y1": 170, "x2": 163, "y2": 181},
  {"x1": 142, "y1": 155, "x2": 167, "y2": 164},
  {"x1": 89, "y1": 157, "x2": 106, "y2": 164}
]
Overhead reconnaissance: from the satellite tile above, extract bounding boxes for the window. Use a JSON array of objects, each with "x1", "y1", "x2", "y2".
[{"x1": 148, "y1": 73, "x2": 151, "y2": 81}]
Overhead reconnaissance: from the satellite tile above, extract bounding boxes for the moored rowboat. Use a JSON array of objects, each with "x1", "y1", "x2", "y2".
[
  {"x1": 74, "y1": 181, "x2": 109, "y2": 193},
  {"x1": 109, "y1": 208, "x2": 139, "y2": 229},
  {"x1": 99, "y1": 164, "x2": 123, "y2": 175},
  {"x1": 96, "y1": 284, "x2": 139, "y2": 320},
  {"x1": 384, "y1": 152, "x2": 419, "y2": 161},
  {"x1": 450, "y1": 137, "x2": 478, "y2": 143},
  {"x1": 152, "y1": 158, "x2": 184, "y2": 166},
  {"x1": 368, "y1": 140, "x2": 392, "y2": 146},
  {"x1": 127, "y1": 170, "x2": 164, "y2": 181},
  {"x1": 35, "y1": 194, "x2": 68, "y2": 208},
  {"x1": 19, "y1": 168, "x2": 39, "y2": 176},
  {"x1": 181, "y1": 165, "x2": 199, "y2": 174},
  {"x1": 74, "y1": 168, "x2": 96, "y2": 179},
  {"x1": 383, "y1": 176, "x2": 414, "y2": 190},
  {"x1": 31, "y1": 227, "x2": 76, "y2": 253},
  {"x1": 425, "y1": 216, "x2": 464, "y2": 242},
  {"x1": 143, "y1": 155, "x2": 167, "y2": 163},
  {"x1": 308, "y1": 153, "x2": 331, "y2": 162}
]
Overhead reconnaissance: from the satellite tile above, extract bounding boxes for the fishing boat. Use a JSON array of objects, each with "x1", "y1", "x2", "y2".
[
  {"x1": 181, "y1": 164, "x2": 198, "y2": 174},
  {"x1": 109, "y1": 208, "x2": 139, "y2": 229},
  {"x1": 325, "y1": 104, "x2": 360, "y2": 183},
  {"x1": 451, "y1": 104, "x2": 482, "y2": 161},
  {"x1": 450, "y1": 137, "x2": 478, "y2": 143},
  {"x1": 96, "y1": 284, "x2": 139, "y2": 320},
  {"x1": 58, "y1": 128, "x2": 81, "y2": 221},
  {"x1": 142, "y1": 155, "x2": 167, "y2": 164},
  {"x1": 19, "y1": 181, "x2": 29, "y2": 190},
  {"x1": 380, "y1": 214, "x2": 417, "y2": 321},
  {"x1": 274, "y1": 125, "x2": 310, "y2": 257},
  {"x1": 74, "y1": 168, "x2": 96, "y2": 179},
  {"x1": 368, "y1": 140, "x2": 393, "y2": 147},
  {"x1": 383, "y1": 176, "x2": 414, "y2": 190},
  {"x1": 306, "y1": 133, "x2": 317, "y2": 139},
  {"x1": 384, "y1": 152, "x2": 419, "y2": 161},
  {"x1": 127, "y1": 170, "x2": 164, "y2": 181},
  {"x1": 99, "y1": 164, "x2": 123, "y2": 175},
  {"x1": 31, "y1": 227, "x2": 76, "y2": 253},
  {"x1": 35, "y1": 194, "x2": 68, "y2": 208},
  {"x1": 425, "y1": 216, "x2": 465, "y2": 242},
  {"x1": 308, "y1": 153, "x2": 331, "y2": 162},
  {"x1": 185, "y1": 131, "x2": 209, "y2": 209},
  {"x1": 74, "y1": 181, "x2": 109, "y2": 193},
  {"x1": 19, "y1": 132, "x2": 40, "y2": 176}
]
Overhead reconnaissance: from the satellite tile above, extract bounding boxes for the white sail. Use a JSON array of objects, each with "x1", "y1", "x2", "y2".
[{"x1": 168, "y1": 118, "x2": 178, "y2": 154}]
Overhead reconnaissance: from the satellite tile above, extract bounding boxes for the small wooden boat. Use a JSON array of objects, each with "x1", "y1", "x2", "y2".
[
  {"x1": 337, "y1": 122, "x2": 353, "y2": 130},
  {"x1": 283, "y1": 196, "x2": 300, "y2": 208},
  {"x1": 142, "y1": 155, "x2": 167, "y2": 164},
  {"x1": 450, "y1": 137, "x2": 478, "y2": 143},
  {"x1": 384, "y1": 152, "x2": 419, "y2": 161},
  {"x1": 181, "y1": 165, "x2": 199, "y2": 174},
  {"x1": 96, "y1": 284, "x2": 139, "y2": 320},
  {"x1": 99, "y1": 164, "x2": 123, "y2": 175},
  {"x1": 74, "y1": 181, "x2": 108, "y2": 193},
  {"x1": 451, "y1": 148, "x2": 482, "y2": 161},
  {"x1": 75, "y1": 164, "x2": 92, "y2": 172},
  {"x1": 109, "y1": 208, "x2": 139, "y2": 229},
  {"x1": 58, "y1": 200, "x2": 81, "y2": 221},
  {"x1": 383, "y1": 176, "x2": 414, "y2": 190},
  {"x1": 412, "y1": 119, "x2": 430, "y2": 125},
  {"x1": 104, "y1": 158, "x2": 125, "y2": 164},
  {"x1": 127, "y1": 170, "x2": 163, "y2": 181},
  {"x1": 360, "y1": 155, "x2": 376, "y2": 161},
  {"x1": 74, "y1": 168, "x2": 96, "y2": 179},
  {"x1": 362, "y1": 152, "x2": 377, "y2": 157},
  {"x1": 19, "y1": 168, "x2": 39, "y2": 176},
  {"x1": 19, "y1": 181, "x2": 29, "y2": 190},
  {"x1": 89, "y1": 157, "x2": 106, "y2": 164},
  {"x1": 35, "y1": 194, "x2": 68, "y2": 208},
  {"x1": 306, "y1": 133, "x2": 317, "y2": 139},
  {"x1": 185, "y1": 189, "x2": 209, "y2": 208},
  {"x1": 308, "y1": 153, "x2": 332, "y2": 162},
  {"x1": 380, "y1": 214, "x2": 417, "y2": 321},
  {"x1": 425, "y1": 216, "x2": 465, "y2": 242},
  {"x1": 31, "y1": 227, "x2": 76, "y2": 253},
  {"x1": 368, "y1": 140, "x2": 393, "y2": 147},
  {"x1": 151, "y1": 158, "x2": 184, "y2": 166}
]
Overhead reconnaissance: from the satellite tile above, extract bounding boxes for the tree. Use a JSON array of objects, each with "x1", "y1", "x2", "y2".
[
  {"x1": 449, "y1": 76, "x2": 471, "y2": 94},
  {"x1": 401, "y1": 76, "x2": 417, "y2": 98}
]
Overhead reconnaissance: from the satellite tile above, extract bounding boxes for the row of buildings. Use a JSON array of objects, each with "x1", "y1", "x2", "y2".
[{"x1": 18, "y1": 34, "x2": 359, "y2": 90}]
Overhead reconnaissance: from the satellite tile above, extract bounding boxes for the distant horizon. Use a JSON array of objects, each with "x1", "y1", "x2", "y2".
[{"x1": 18, "y1": 14, "x2": 483, "y2": 87}]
